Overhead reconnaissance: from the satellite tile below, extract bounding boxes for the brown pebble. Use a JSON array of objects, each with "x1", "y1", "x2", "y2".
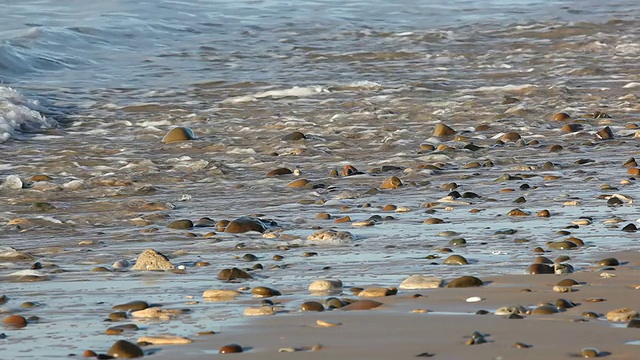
[
  {"x1": 556, "y1": 279, "x2": 579, "y2": 286},
  {"x1": 561, "y1": 123, "x2": 583, "y2": 133},
  {"x1": 423, "y1": 218, "x2": 445, "y2": 224},
  {"x1": 106, "y1": 340, "x2": 144, "y2": 358},
  {"x1": 219, "y1": 344, "x2": 243, "y2": 354},
  {"x1": 446, "y1": 276, "x2": 483, "y2": 288},
  {"x1": 501, "y1": 132, "x2": 521, "y2": 142},
  {"x1": 547, "y1": 241, "x2": 578, "y2": 250},
  {"x1": 217, "y1": 267, "x2": 253, "y2": 281},
  {"x1": 596, "y1": 258, "x2": 619, "y2": 266},
  {"x1": 383, "y1": 204, "x2": 397, "y2": 211},
  {"x1": 595, "y1": 126, "x2": 614, "y2": 140},
  {"x1": 537, "y1": 210, "x2": 551, "y2": 217},
  {"x1": 552, "y1": 112, "x2": 571, "y2": 121},
  {"x1": 531, "y1": 305, "x2": 559, "y2": 315},
  {"x1": 433, "y1": 123, "x2": 456, "y2": 137},
  {"x1": 251, "y1": 286, "x2": 281, "y2": 297},
  {"x1": 162, "y1": 127, "x2": 195, "y2": 143},
  {"x1": 287, "y1": 178, "x2": 311, "y2": 188},
  {"x1": 583, "y1": 312, "x2": 599, "y2": 319},
  {"x1": 381, "y1": 176, "x2": 402, "y2": 190},
  {"x1": 334, "y1": 216, "x2": 351, "y2": 223},
  {"x1": 167, "y1": 219, "x2": 193, "y2": 229},
  {"x1": 526, "y1": 263, "x2": 554, "y2": 275},
  {"x1": 2, "y1": 315, "x2": 27, "y2": 328},
  {"x1": 342, "y1": 165, "x2": 359, "y2": 176},
  {"x1": 581, "y1": 348, "x2": 600, "y2": 358},
  {"x1": 627, "y1": 168, "x2": 640, "y2": 176},
  {"x1": 513, "y1": 342, "x2": 532, "y2": 349},
  {"x1": 341, "y1": 300, "x2": 383, "y2": 311},
  {"x1": 443, "y1": 255, "x2": 469, "y2": 265},
  {"x1": 266, "y1": 168, "x2": 292, "y2": 177},
  {"x1": 507, "y1": 208, "x2": 529, "y2": 216},
  {"x1": 83, "y1": 350, "x2": 98, "y2": 357},
  {"x1": 282, "y1": 131, "x2": 306, "y2": 141},
  {"x1": 549, "y1": 144, "x2": 564, "y2": 152},
  {"x1": 112, "y1": 301, "x2": 149, "y2": 312},
  {"x1": 315, "y1": 213, "x2": 331, "y2": 220},
  {"x1": 300, "y1": 301, "x2": 325, "y2": 312}
]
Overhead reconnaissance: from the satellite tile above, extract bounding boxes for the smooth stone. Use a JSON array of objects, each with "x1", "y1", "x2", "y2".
[
  {"x1": 552, "y1": 112, "x2": 571, "y2": 121},
  {"x1": 1, "y1": 175, "x2": 23, "y2": 189},
  {"x1": 399, "y1": 275, "x2": 443, "y2": 289},
  {"x1": 202, "y1": 289, "x2": 242, "y2": 299},
  {"x1": 606, "y1": 308, "x2": 639, "y2": 322},
  {"x1": 380, "y1": 176, "x2": 402, "y2": 190},
  {"x1": 108, "y1": 312, "x2": 127, "y2": 321},
  {"x1": 167, "y1": 219, "x2": 193, "y2": 229},
  {"x1": 2, "y1": 315, "x2": 27, "y2": 328},
  {"x1": 307, "y1": 229, "x2": 354, "y2": 244},
  {"x1": 423, "y1": 218, "x2": 445, "y2": 224},
  {"x1": 219, "y1": 344, "x2": 243, "y2": 354},
  {"x1": 583, "y1": 312, "x2": 600, "y2": 319},
  {"x1": 243, "y1": 306, "x2": 276, "y2": 316},
  {"x1": 555, "y1": 299, "x2": 575, "y2": 309},
  {"x1": 325, "y1": 297, "x2": 344, "y2": 309},
  {"x1": 225, "y1": 217, "x2": 266, "y2": 233},
  {"x1": 433, "y1": 123, "x2": 456, "y2": 137},
  {"x1": 282, "y1": 131, "x2": 306, "y2": 141},
  {"x1": 308, "y1": 279, "x2": 343, "y2": 293},
  {"x1": 446, "y1": 276, "x2": 483, "y2": 288},
  {"x1": 106, "y1": 324, "x2": 139, "y2": 335},
  {"x1": 525, "y1": 263, "x2": 554, "y2": 275},
  {"x1": 581, "y1": 348, "x2": 600, "y2": 358},
  {"x1": 266, "y1": 168, "x2": 292, "y2": 177},
  {"x1": 561, "y1": 123, "x2": 583, "y2": 132},
  {"x1": 106, "y1": 340, "x2": 144, "y2": 358},
  {"x1": 535, "y1": 256, "x2": 553, "y2": 264},
  {"x1": 553, "y1": 285, "x2": 573, "y2": 293},
  {"x1": 287, "y1": 178, "x2": 311, "y2": 188},
  {"x1": 448, "y1": 238, "x2": 466, "y2": 246},
  {"x1": 131, "y1": 308, "x2": 184, "y2": 320},
  {"x1": 507, "y1": 208, "x2": 529, "y2": 216},
  {"x1": 137, "y1": 336, "x2": 192, "y2": 345},
  {"x1": 217, "y1": 267, "x2": 253, "y2": 281},
  {"x1": 317, "y1": 319, "x2": 341, "y2": 327},
  {"x1": 251, "y1": 286, "x2": 281, "y2": 297},
  {"x1": 548, "y1": 241, "x2": 578, "y2": 250},
  {"x1": 341, "y1": 300, "x2": 383, "y2": 311},
  {"x1": 531, "y1": 305, "x2": 559, "y2": 315},
  {"x1": 501, "y1": 132, "x2": 521, "y2": 142},
  {"x1": 131, "y1": 249, "x2": 175, "y2": 271},
  {"x1": 596, "y1": 258, "x2": 619, "y2": 266},
  {"x1": 556, "y1": 279, "x2": 580, "y2": 286},
  {"x1": 0, "y1": 247, "x2": 35, "y2": 261},
  {"x1": 537, "y1": 209, "x2": 551, "y2": 217},
  {"x1": 112, "y1": 301, "x2": 149, "y2": 312},
  {"x1": 495, "y1": 305, "x2": 527, "y2": 316},
  {"x1": 443, "y1": 254, "x2": 469, "y2": 265},
  {"x1": 315, "y1": 213, "x2": 331, "y2": 220},
  {"x1": 358, "y1": 287, "x2": 397, "y2": 297},
  {"x1": 162, "y1": 127, "x2": 195, "y2": 143},
  {"x1": 300, "y1": 301, "x2": 325, "y2": 312},
  {"x1": 554, "y1": 263, "x2": 574, "y2": 274}
]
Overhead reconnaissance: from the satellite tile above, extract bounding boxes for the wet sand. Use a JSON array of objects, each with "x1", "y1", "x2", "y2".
[{"x1": 158, "y1": 251, "x2": 640, "y2": 360}]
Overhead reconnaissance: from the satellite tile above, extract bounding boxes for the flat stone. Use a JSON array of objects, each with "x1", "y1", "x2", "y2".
[
  {"x1": 167, "y1": 219, "x2": 193, "y2": 229},
  {"x1": 106, "y1": 340, "x2": 144, "y2": 358},
  {"x1": 399, "y1": 275, "x2": 443, "y2": 289},
  {"x1": 446, "y1": 276, "x2": 483, "y2": 288},
  {"x1": 287, "y1": 178, "x2": 311, "y2": 188},
  {"x1": 266, "y1": 168, "x2": 293, "y2": 176},
  {"x1": 112, "y1": 301, "x2": 149, "y2": 311},
  {"x1": 606, "y1": 308, "x2": 639, "y2": 322},
  {"x1": 358, "y1": 287, "x2": 397, "y2": 297},
  {"x1": 202, "y1": 289, "x2": 242, "y2": 299},
  {"x1": 217, "y1": 268, "x2": 253, "y2": 281},
  {"x1": 581, "y1": 348, "x2": 600, "y2": 358},
  {"x1": 137, "y1": 335, "x2": 192, "y2": 345},
  {"x1": 547, "y1": 241, "x2": 578, "y2": 250},
  {"x1": 243, "y1": 306, "x2": 276, "y2": 316},
  {"x1": 433, "y1": 123, "x2": 456, "y2": 137},
  {"x1": 131, "y1": 249, "x2": 175, "y2": 271},
  {"x1": 282, "y1": 131, "x2": 306, "y2": 141},
  {"x1": 341, "y1": 300, "x2": 383, "y2": 311},
  {"x1": 0, "y1": 247, "x2": 35, "y2": 262},
  {"x1": 307, "y1": 229, "x2": 354, "y2": 244},
  {"x1": 131, "y1": 308, "x2": 184, "y2": 320}
]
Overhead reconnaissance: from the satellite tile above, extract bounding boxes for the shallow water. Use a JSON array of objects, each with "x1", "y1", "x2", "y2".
[{"x1": 1, "y1": 0, "x2": 640, "y2": 358}]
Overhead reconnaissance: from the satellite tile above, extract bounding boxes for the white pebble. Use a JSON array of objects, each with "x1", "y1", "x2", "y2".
[
  {"x1": 466, "y1": 296, "x2": 483, "y2": 303},
  {"x1": 2, "y1": 175, "x2": 23, "y2": 189}
]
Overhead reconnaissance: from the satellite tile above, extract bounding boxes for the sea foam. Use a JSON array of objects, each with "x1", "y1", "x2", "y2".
[{"x1": 0, "y1": 86, "x2": 58, "y2": 142}]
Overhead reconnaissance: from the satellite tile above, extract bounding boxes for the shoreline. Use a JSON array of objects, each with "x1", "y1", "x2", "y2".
[{"x1": 150, "y1": 250, "x2": 640, "y2": 360}]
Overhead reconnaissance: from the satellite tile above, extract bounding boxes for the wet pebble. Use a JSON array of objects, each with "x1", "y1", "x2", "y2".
[
  {"x1": 526, "y1": 263, "x2": 554, "y2": 274},
  {"x1": 287, "y1": 178, "x2": 311, "y2": 188},
  {"x1": 112, "y1": 300, "x2": 149, "y2": 312},
  {"x1": 167, "y1": 219, "x2": 193, "y2": 229},
  {"x1": 308, "y1": 279, "x2": 342, "y2": 293},
  {"x1": 380, "y1": 176, "x2": 402, "y2": 189},
  {"x1": 266, "y1": 167, "x2": 292, "y2": 177},
  {"x1": 219, "y1": 344, "x2": 243, "y2": 354},
  {"x1": 282, "y1": 131, "x2": 306, "y2": 141},
  {"x1": 218, "y1": 267, "x2": 253, "y2": 280},
  {"x1": 531, "y1": 305, "x2": 559, "y2": 315},
  {"x1": 358, "y1": 287, "x2": 397, "y2": 297},
  {"x1": 581, "y1": 348, "x2": 600, "y2": 358},
  {"x1": 446, "y1": 276, "x2": 483, "y2": 288},
  {"x1": 399, "y1": 275, "x2": 443, "y2": 289},
  {"x1": 131, "y1": 249, "x2": 175, "y2": 271},
  {"x1": 596, "y1": 258, "x2": 619, "y2": 266},
  {"x1": 243, "y1": 306, "x2": 276, "y2": 316},
  {"x1": 2, "y1": 315, "x2": 27, "y2": 328},
  {"x1": 443, "y1": 254, "x2": 469, "y2": 265},
  {"x1": 341, "y1": 300, "x2": 383, "y2": 311},
  {"x1": 106, "y1": 340, "x2": 144, "y2": 358},
  {"x1": 300, "y1": 301, "x2": 325, "y2": 312},
  {"x1": 606, "y1": 308, "x2": 638, "y2": 322},
  {"x1": 225, "y1": 217, "x2": 266, "y2": 233},
  {"x1": 433, "y1": 123, "x2": 456, "y2": 137},
  {"x1": 251, "y1": 286, "x2": 281, "y2": 297}
]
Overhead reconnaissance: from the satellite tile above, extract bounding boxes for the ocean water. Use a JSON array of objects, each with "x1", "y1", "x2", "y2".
[{"x1": 1, "y1": 0, "x2": 639, "y2": 358}]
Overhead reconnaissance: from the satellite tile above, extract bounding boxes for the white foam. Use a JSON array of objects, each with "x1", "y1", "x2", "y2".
[
  {"x1": 221, "y1": 85, "x2": 329, "y2": 104},
  {"x1": 0, "y1": 86, "x2": 58, "y2": 142}
]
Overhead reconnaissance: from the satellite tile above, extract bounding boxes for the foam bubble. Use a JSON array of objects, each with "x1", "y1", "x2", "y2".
[{"x1": 0, "y1": 86, "x2": 58, "y2": 142}]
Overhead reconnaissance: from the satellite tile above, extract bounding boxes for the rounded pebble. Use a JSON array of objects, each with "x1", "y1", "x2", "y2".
[{"x1": 219, "y1": 344, "x2": 243, "y2": 354}]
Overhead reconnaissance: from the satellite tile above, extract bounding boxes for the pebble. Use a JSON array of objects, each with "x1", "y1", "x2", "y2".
[
  {"x1": 224, "y1": 217, "x2": 266, "y2": 233},
  {"x1": 287, "y1": 178, "x2": 311, "y2": 188},
  {"x1": 2, "y1": 315, "x2": 27, "y2": 328},
  {"x1": 399, "y1": 275, "x2": 443, "y2": 289},
  {"x1": 131, "y1": 249, "x2": 175, "y2": 271},
  {"x1": 131, "y1": 308, "x2": 184, "y2": 320},
  {"x1": 380, "y1": 176, "x2": 403, "y2": 189},
  {"x1": 161, "y1": 127, "x2": 195, "y2": 143},
  {"x1": 341, "y1": 300, "x2": 383, "y2": 311},
  {"x1": 581, "y1": 348, "x2": 600, "y2": 358},
  {"x1": 106, "y1": 340, "x2": 144, "y2": 358},
  {"x1": 446, "y1": 276, "x2": 483, "y2": 288},
  {"x1": 316, "y1": 319, "x2": 341, "y2": 327},
  {"x1": 308, "y1": 279, "x2": 343, "y2": 293},
  {"x1": 433, "y1": 123, "x2": 456, "y2": 137},
  {"x1": 547, "y1": 241, "x2": 578, "y2": 250},
  {"x1": 495, "y1": 305, "x2": 527, "y2": 316},
  {"x1": 596, "y1": 258, "x2": 619, "y2": 266},
  {"x1": 282, "y1": 131, "x2": 306, "y2": 141},
  {"x1": 202, "y1": 289, "x2": 242, "y2": 299},
  {"x1": 251, "y1": 286, "x2": 281, "y2": 297},
  {"x1": 300, "y1": 301, "x2": 325, "y2": 312},
  {"x1": 526, "y1": 263, "x2": 554, "y2": 274},
  {"x1": 243, "y1": 306, "x2": 276, "y2": 316},
  {"x1": 556, "y1": 279, "x2": 580, "y2": 287},
  {"x1": 358, "y1": 287, "x2": 397, "y2": 297},
  {"x1": 466, "y1": 297, "x2": 483, "y2": 303},
  {"x1": 112, "y1": 300, "x2": 149, "y2": 311},
  {"x1": 219, "y1": 344, "x2": 243, "y2": 354},
  {"x1": 167, "y1": 219, "x2": 193, "y2": 229},
  {"x1": 266, "y1": 168, "x2": 292, "y2": 176},
  {"x1": 1, "y1": 175, "x2": 23, "y2": 189},
  {"x1": 627, "y1": 319, "x2": 640, "y2": 328},
  {"x1": 137, "y1": 336, "x2": 192, "y2": 345},
  {"x1": 443, "y1": 254, "x2": 469, "y2": 265},
  {"x1": 537, "y1": 209, "x2": 551, "y2": 217},
  {"x1": 105, "y1": 324, "x2": 139, "y2": 335},
  {"x1": 217, "y1": 267, "x2": 253, "y2": 281},
  {"x1": 307, "y1": 229, "x2": 354, "y2": 243},
  {"x1": 530, "y1": 305, "x2": 559, "y2": 315},
  {"x1": 606, "y1": 308, "x2": 639, "y2": 322},
  {"x1": 513, "y1": 342, "x2": 532, "y2": 349}
]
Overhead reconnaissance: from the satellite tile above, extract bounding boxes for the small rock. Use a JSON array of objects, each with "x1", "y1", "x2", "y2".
[
  {"x1": 112, "y1": 301, "x2": 149, "y2": 312},
  {"x1": 243, "y1": 306, "x2": 276, "y2": 316},
  {"x1": 167, "y1": 219, "x2": 193, "y2": 229},
  {"x1": 282, "y1": 131, "x2": 306, "y2": 141},
  {"x1": 2, "y1": 315, "x2": 27, "y2": 328},
  {"x1": 307, "y1": 229, "x2": 354, "y2": 244},
  {"x1": 308, "y1": 279, "x2": 343, "y2": 293},
  {"x1": 224, "y1": 217, "x2": 267, "y2": 233},
  {"x1": 581, "y1": 348, "x2": 600, "y2": 358},
  {"x1": 162, "y1": 127, "x2": 195, "y2": 143},
  {"x1": 399, "y1": 275, "x2": 443, "y2": 289},
  {"x1": 137, "y1": 336, "x2": 192, "y2": 345},
  {"x1": 358, "y1": 287, "x2": 397, "y2": 297},
  {"x1": 131, "y1": 308, "x2": 184, "y2": 320},
  {"x1": 433, "y1": 123, "x2": 456, "y2": 137},
  {"x1": 1, "y1": 175, "x2": 23, "y2": 189},
  {"x1": 131, "y1": 249, "x2": 175, "y2": 271},
  {"x1": 266, "y1": 168, "x2": 293, "y2": 177},
  {"x1": 380, "y1": 176, "x2": 402, "y2": 190},
  {"x1": 106, "y1": 340, "x2": 144, "y2": 358},
  {"x1": 443, "y1": 254, "x2": 469, "y2": 265},
  {"x1": 606, "y1": 308, "x2": 639, "y2": 322},
  {"x1": 251, "y1": 286, "x2": 281, "y2": 297},
  {"x1": 341, "y1": 300, "x2": 383, "y2": 311},
  {"x1": 300, "y1": 301, "x2": 325, "y2": 312},
  {"x1": 317, "y1": 319, "x2": 341, "y2": 327},
  {"x1": 202, "y1": 289, "x2": 242, "y2": 299},
  {"x1": 446, "y1": 276, "x2": 483, "y2": 288},
  {"x1": 217, "y1": 267, "x2": 253, "y2": 281}
]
